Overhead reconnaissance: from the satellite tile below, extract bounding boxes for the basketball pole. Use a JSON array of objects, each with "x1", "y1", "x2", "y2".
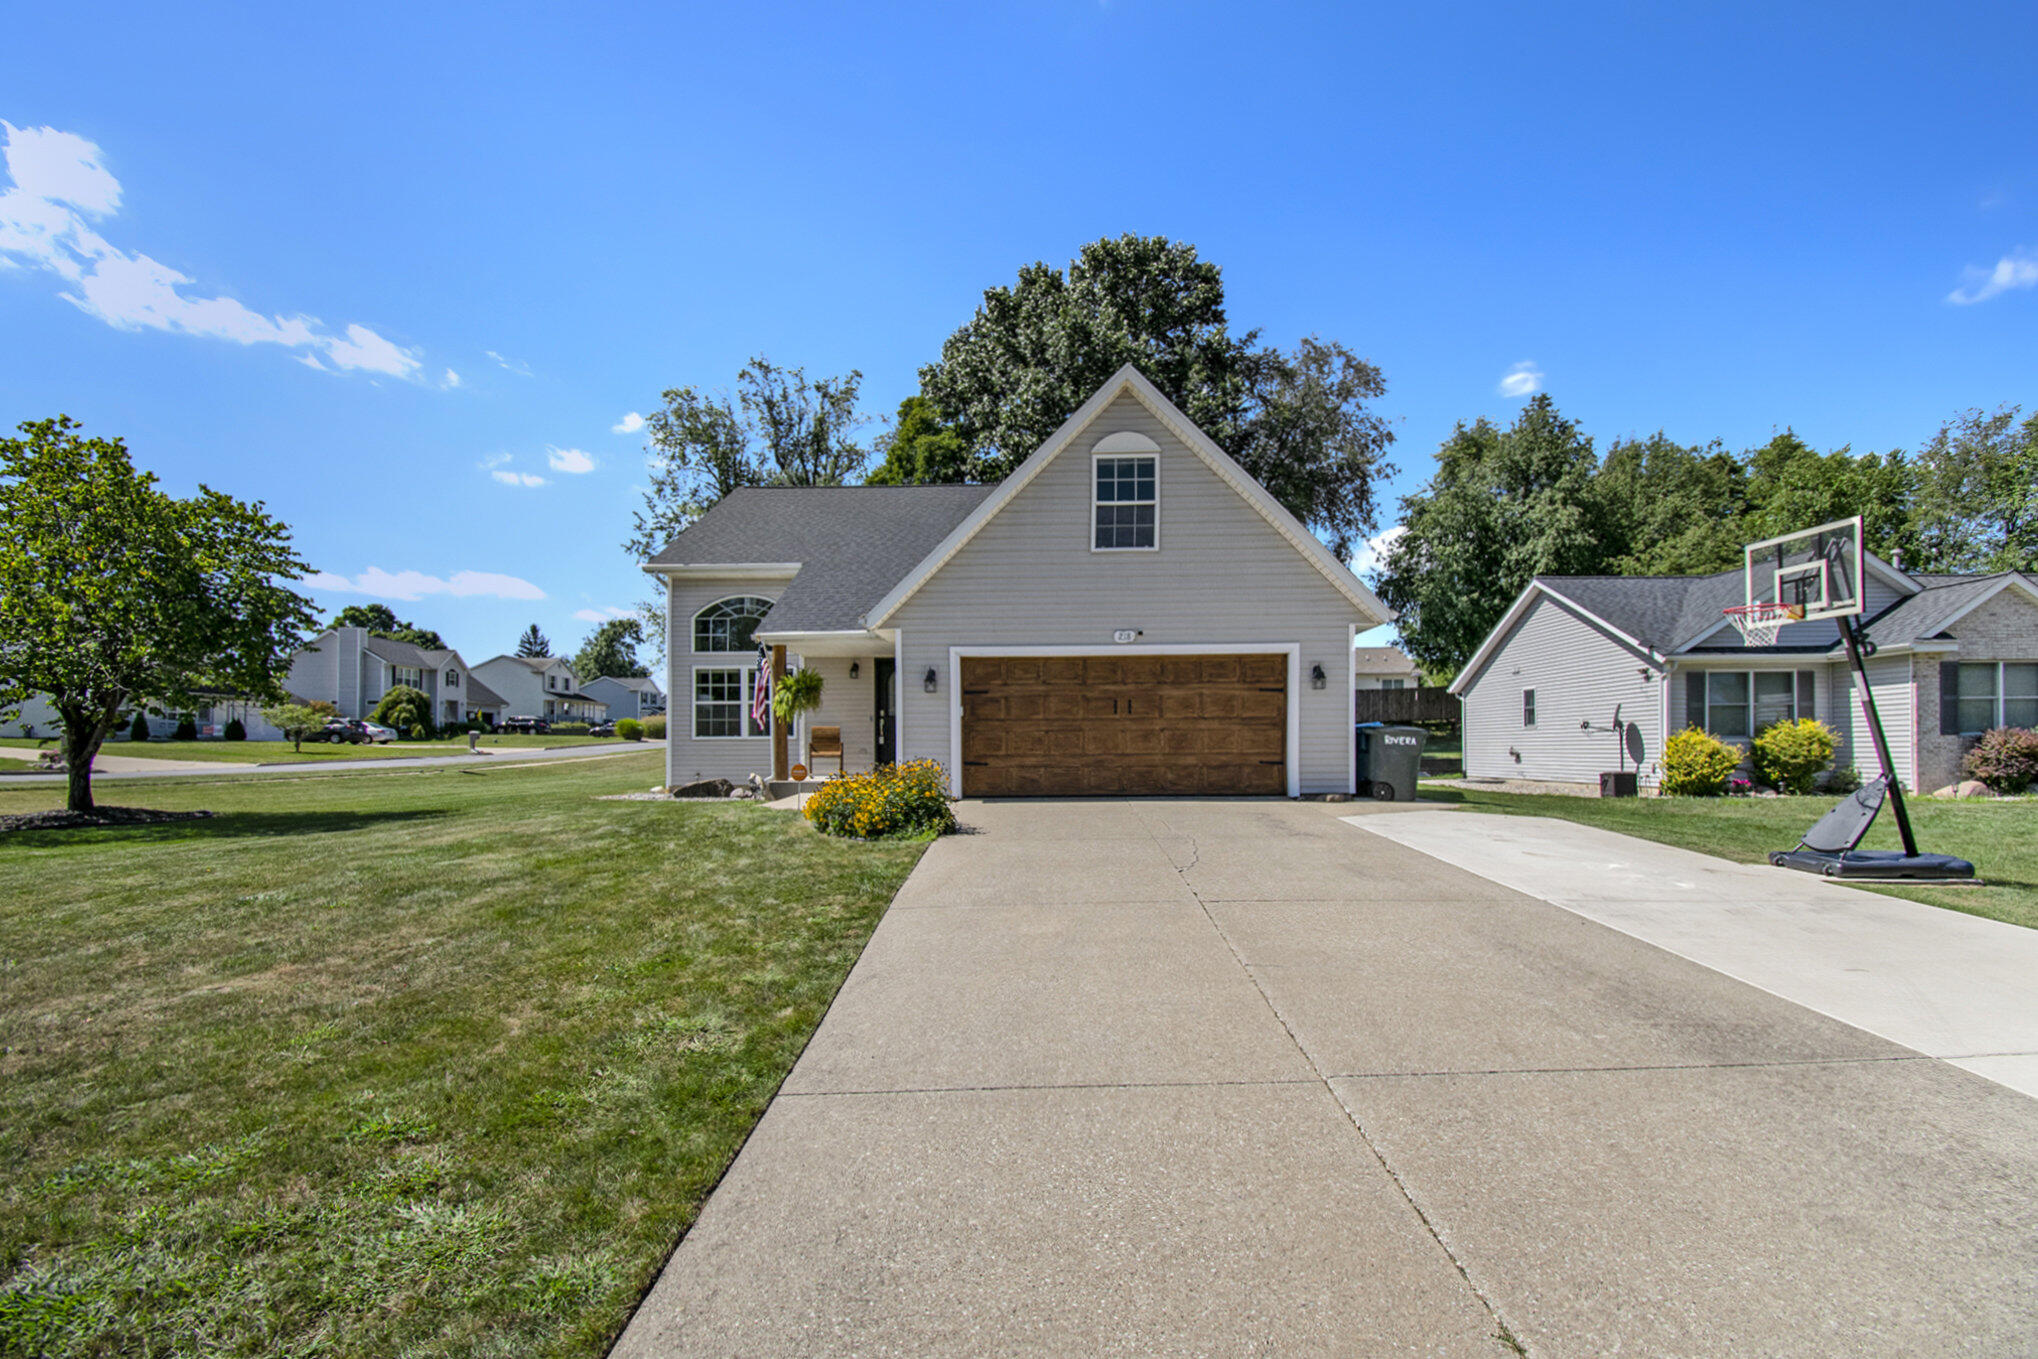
[{"x1": 1839, "y1": 613, "x2": 1920, "y2": 857}]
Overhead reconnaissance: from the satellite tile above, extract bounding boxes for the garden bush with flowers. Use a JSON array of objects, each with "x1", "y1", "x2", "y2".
[
  {"x1": 803, "y1": 760, "x2": 958, "y2": 839},
  {"x1": 1661, "y1": 726, "x2": 1743, "y2": 796}
]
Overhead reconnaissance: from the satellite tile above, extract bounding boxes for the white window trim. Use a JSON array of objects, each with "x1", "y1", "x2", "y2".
[
  {"x1": 1695, "y1": 667, "x2": 1810, "y2": 741},
  {"x1": 946, "y1": 643, "x2": 1302, "y2": 798},
  {"x1": 1522, "y1": 688, "x2": 1536, "y2": 726},
  {"x1": 1089, "y1": 451, "x2": 1160, "y2": 553},
  {"x1": 691, "y1": 663, "x2": 772, "y2": 741},
  {"x1": 1956, "y1": 660, "x2": 2038, "y2": 734},
  {"x1": 693, "y1": 595, "x2": 777, "y2": 654}
]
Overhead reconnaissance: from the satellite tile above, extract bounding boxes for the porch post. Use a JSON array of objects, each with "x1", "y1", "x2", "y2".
[{"x1": 771, "y1": 644, "x2": 788, "y2": 780}]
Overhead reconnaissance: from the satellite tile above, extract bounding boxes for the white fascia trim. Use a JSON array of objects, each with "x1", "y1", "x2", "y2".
[
  {"x1": 945, "y1": 643, "x2": 1304, "y2": 799},
  {"x1": 864, "y1": 365, "x2": 1393, "y2": 629},
  {"x1": 641, "y1": 562, "x2": 802, "y2": 579},
  {"x1": 1345, "y1": 623, "x2": 1357, "y2": 794},
  {"x1": 753, "y1": 628, "x2": 882, "y2": 645},
  {"x1": 1449, "y1": 582, "x2": 1664, "y2": 696}
]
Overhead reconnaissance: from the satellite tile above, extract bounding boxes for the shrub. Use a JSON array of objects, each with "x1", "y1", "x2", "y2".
[
  {"x1": 1965, "y1": 726, "x2": 2038, "y2": 794},
  {"x1": 172, "y1": 716, "x2": 199, "y2": 742},
  {"x1": 129, "y1": 711, "x2": 151, "y2": 742},
  {"x1": 371, "y1": 685, "x2": 432, "y2": 735},
  {"x1": 1661, "y1": 726, "x2": 1742, "y2": 796},
  {"x1": 551, "y1": 721, "x2": 591, "y2": 736},
  {"x1": 804, "y1": 760, "x2": 957, "y2": 839},
  {"x1": 642, "y1": 714, "x2": 666, "y2": 740},
  {"x1": 223, "y1": 717, "x2": 247, "y2": 741},
  {"x1": 408, "y1": 723, "x2": 428, "y2": 741},
  {"x1": 1751, "y1": 718, "x2": 1837, "y2": 794},
  {"x1": 615, "y1": 717, "x2": 644, "y2": 741}
]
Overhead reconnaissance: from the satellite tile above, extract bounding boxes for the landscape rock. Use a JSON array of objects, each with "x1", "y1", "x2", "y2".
[
  {"x1": 670, "y1": 778, "x2": 736, "y2": 799},
  {"x1": 1928, "y1": 780, "x2": 1994, "y2": 799}
]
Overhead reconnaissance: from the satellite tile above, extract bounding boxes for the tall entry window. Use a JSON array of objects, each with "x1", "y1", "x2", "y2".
[{"x1": 1093, "y1": 455, "x2": 1157, "y2": 550}]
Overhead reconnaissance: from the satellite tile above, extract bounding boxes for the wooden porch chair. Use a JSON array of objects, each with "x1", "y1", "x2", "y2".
[{"x1": 808, "y1": 725, "x2": 844, "y2": 776}]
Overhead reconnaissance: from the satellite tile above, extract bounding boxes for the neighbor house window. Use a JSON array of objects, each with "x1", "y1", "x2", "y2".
[
  {"x1": 1687, "y1": 669, "x2": 1815, "y2": 740},
  {"x1": 1522, "y1": 689, "x2": 1536, "y2": 726},
  {"x1": 1958, "y1": 662, "x2": 2038, "y2": 732},
  {"x1": 695, "y1": 596, "x2": 774, "y2": 652},
  {"x1": 1093, "y1": 455, "x2": 1157, "y2": 550},
  {"x1": 1380, "y1": 678, "x2": 1406, "y2": 691},
  {"x1": 445, "y1": 668, "x2": 459, "y2": 687},
  {"x1": 393, "y1": 665, "x2": 424, "y2": 689},
  {"x1": 694, "y1": 667, "x2": 768, "y2": 738}
]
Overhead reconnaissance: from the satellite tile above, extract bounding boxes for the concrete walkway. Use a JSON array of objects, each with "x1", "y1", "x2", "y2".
[
  {"x1": 1347, "y1": 810, "x2": 2038, "y2": 1099},
  {"x1": 615, "y1": 799, "x2": 2038, "y2": 1358}
]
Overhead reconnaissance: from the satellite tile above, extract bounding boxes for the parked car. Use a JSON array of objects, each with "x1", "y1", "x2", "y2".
[
  {"x1": 588, "y1": 720, "x2": 616, "y2": 737},
  {"x1": 312, "y1": 719, "x2": 371, "y2": 744},
  {"x1": 356, "y1": 721, "x2": 397, "y2": 744},
  {"x1": 498, "y1": 716, "x2": 549, "y2": 734}
]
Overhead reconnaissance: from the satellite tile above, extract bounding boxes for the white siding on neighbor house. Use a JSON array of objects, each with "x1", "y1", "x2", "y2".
[
  {"x1": 1833, "y1": 654, "x2": 1917, "y2": 789},
  {"x1": 1461, "y1": 593, "x2": 1663, "y2": 787},
  {"x1": 663, "y1": 578, "x2": 786, "y2": 786},
  {"x1": 886, "y1": 391, "x2": 1369, "y2": 795},
  {"x1": 285, "y1": 634, "x2": 342, "y2": 711}
]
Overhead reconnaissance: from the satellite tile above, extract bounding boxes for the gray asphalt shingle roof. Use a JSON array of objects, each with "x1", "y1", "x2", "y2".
[
  {"x1": 648, "y1": 485, "x2": 1000, "y2": 633},
  {"x1": 1535, "y1": 567, "x2": 2035, "y2": 656}
]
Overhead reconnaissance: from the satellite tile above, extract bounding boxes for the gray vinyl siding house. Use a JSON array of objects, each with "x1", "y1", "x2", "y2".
[
  {"x1": 284, "y1": 627, "x2": 504, "y2": 726},
  {"x1": 645, "y1": 366, "x2": 1394, "y2": 796},
  {"x1": 1453, "y1": 559, "x2": 2038, "y2": 792},
  {"x1": 582, "y1": 675, "x2": 665, "y2": 722}
]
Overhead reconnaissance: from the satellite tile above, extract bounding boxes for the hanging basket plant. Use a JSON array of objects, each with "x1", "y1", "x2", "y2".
[{"x1": 771, "y1": 666, "x2": 825, "y2": 727}]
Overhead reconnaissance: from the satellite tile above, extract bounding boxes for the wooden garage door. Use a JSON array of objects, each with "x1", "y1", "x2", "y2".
[{"x1": 960, "y1": 654, "x2": 1286, "y2": 797}]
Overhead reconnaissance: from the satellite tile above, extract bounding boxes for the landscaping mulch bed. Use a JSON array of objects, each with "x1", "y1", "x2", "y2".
[{"x1": 0, "y1": 806, "x2": 214, "y2": 833}]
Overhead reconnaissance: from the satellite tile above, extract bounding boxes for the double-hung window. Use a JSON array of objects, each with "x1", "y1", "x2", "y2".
[
  {"x1": 1957, "y1": 662, "x2": 2038, "y2": 733},
  {"x1": 444, "y1": 668, "x2": 459, "y2": 688},
  {"x1": 694, "y1": 667, "x2": 769, "y2": 739},
  {"x1": 1380, "y1": 678, "x2": 1407, "y2": 691},
  {"x1": 1522, "y1": 688, "x2": 1536, "y2": 726},
  {"x1": 1688, "y1": 669, "x2": 1815, "y2": 740},
  {"x1": 1093, "y1": 455, "x2": 1157, "y2": 550},
  {"x1": 392, "y1": 665, "x2": 424, "y2": 690}
]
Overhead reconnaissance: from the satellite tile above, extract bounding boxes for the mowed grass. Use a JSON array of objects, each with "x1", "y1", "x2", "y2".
[
  {"x1": 0, "y1": 754, "x2": 926, "y2": 1357},
  {"x1": 1424, "y1": 784, "x2": 2038, "y2": 931},
  {"x1": 0, "y1": 735, "x2": 641, "y2": 765}
]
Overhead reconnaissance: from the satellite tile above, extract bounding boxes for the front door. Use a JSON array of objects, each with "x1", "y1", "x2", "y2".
[{"x1": 873, "y1": 657, "x2": 896, "y2": 766}]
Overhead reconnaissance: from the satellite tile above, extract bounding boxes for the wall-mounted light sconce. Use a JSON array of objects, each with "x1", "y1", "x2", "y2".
[
  {"x1": 850, "y1": 661, "x2": 860, "y2": 679},
  {"x1": 1310, "y1": 663, "x2": 1327, "y2": 690},
  {"x1": 923, "y1": 667, "x2": 938, "y2": 693}
]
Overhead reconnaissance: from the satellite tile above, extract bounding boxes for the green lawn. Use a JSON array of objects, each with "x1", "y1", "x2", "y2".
[
  {"x1": 0, "y1": 753, "x2": 925, "y2": 1357},
  {"x1": 0, "y1": 734, "x2": 640, "y2": 765},
  {"x1": 1423, "y1": 784, "x2": 2038, "y2": 931}
]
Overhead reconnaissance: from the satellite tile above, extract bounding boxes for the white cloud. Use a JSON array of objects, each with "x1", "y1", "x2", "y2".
[
  {"x1": 486, "y1": 349, "x2": 532, "y2": 376},
  {"x1": 1351, "y1": 524, "x2": 1406, "y2": 576},
  {"x1": 1497, "y1": 361, "x2": 1543, "y2": 398},
  {"x1": 491, "y1": 469, "x2": 546, "y2": 488},
  {"x1": 443, "y1": 368, "x2": 461, "y2": 388},
  {"x1": 1947, "y1": 248, "x2": 2038, "y2": 305},
  {"x1": 611, "y1": 411, "x2": 645, "y2": 434},
  {"x1": 304, "y1": 567, "x2": 546, "y2": 603},
  {"x1": 0, "y1": 122, "x2": 424, "y2": 379},
  {"x1": 547, "y1": 445, "x2": 595, "y2": 474},
  {"x1": 573, "y1": 605, "x2": 635, "y2": 623}
]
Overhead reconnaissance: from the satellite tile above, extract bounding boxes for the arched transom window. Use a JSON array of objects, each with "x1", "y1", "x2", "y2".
[{"x1": 693, "y1": 596, "x2": 773, "y2": 653}]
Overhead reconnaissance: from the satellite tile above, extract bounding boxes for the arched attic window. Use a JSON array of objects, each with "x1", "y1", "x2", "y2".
[
  {"x1": 693, "y1": 596, "x2": 773, "y2": 653},
  {"x1": 1091, "y1": 430, "x2": 1160, "y2": 551}
]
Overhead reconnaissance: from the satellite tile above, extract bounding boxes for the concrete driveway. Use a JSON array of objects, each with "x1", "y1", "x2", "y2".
[{"x1": 615, "y1": 799, "x2": 2038, "y2": 1358}]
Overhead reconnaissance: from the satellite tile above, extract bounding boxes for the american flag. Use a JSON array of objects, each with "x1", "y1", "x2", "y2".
[{"x1": 750, "y1": 646, "x2": 772, "y2": 732}]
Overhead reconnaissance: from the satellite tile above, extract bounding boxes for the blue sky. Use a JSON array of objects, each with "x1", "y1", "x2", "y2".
[{"x1": 3, "y1": 1, "x2": 2032, "y2": 662}]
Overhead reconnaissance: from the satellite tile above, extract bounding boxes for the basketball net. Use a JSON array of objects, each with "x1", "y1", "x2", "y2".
[{"x1": 1723, "y1": 601, "x2": 1803, "y2": 647}]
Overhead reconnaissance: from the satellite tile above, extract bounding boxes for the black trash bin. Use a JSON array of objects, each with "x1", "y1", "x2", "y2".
[{"x1": 1356, "y1": 723, "x2": 1427, "y2": 801}]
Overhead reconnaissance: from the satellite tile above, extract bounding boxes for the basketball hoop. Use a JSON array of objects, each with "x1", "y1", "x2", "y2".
[{"x1": 1723, "y1": 601, "x2": 1802, "y2": 647}]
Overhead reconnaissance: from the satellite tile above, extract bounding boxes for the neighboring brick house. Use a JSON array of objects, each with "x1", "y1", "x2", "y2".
[
  {"x1": 471, "y1": 655, "x2": 609, "y2": 724},
  {"x1": 285, "y1": 627, "x2": 505, "y2": 727},
  {"x1": 1453, "y1": 561, "x2": 2038, "y2": 792},
  {"x1": 582, "y1": 675, "x2": 665, "y2": 721}
]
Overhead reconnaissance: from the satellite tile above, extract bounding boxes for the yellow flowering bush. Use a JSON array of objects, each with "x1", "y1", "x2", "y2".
[{"x1": 803, "y1": 760, "x2": 957, "y2": 839}]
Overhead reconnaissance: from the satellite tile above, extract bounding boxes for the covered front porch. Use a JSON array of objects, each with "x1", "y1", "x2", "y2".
[{"x1": 763, "y1": 631, "x2": 896, "y2": 780}]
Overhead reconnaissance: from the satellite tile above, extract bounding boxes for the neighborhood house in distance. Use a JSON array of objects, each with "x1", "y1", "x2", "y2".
[
  {"x1": 644, "y1": 366, "x2": 1394, "y2": 797},
  {"x1": 470, "y1": 655, "x2": 609, "y2": 725},
  {"x1": 1352, "y1": 646, "x2": 1421, "y2": 690},
  {"x1": 287, "y1": 627, "x2": 509, "y2": 730},
  {"x1": 583, "y1": 674, "x2": 667, "y2": 721},
  {"x1": 1452, "y1": 560, "x2": 2038, "y2": 792}
]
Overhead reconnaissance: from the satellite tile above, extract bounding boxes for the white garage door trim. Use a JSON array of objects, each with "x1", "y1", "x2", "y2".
[{"x1": 948, "y1": 643, "x2": 1303, "y2": 798}]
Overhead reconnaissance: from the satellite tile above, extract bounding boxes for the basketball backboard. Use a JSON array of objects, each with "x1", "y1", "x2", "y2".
[{"x1": 1744, "y1": 515, "x2": 1864, "y2": 622}]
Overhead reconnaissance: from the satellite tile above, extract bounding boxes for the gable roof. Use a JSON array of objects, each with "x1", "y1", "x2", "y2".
[
  {"x1": 463, "y1": 675, "x2": 507, "y2": 708},
  {"x1": 645, "y1": 484, "x2": 998, "y2": 634},
  {"x1": 863, "y1": 365, "x2": 1392, "y2": 629},
  {"x1": 1351, "y1": 646, "x2": 1419, "y2": 675},
  {"x1": 590, "y1": 674, "x2": 662, "y2": 692},
  {"x1": 361, "y1": 633, "x2": 459, "y2": 670}
]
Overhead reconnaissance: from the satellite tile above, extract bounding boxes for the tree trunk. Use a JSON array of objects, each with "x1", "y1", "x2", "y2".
[{"x1": 57, "y1": 699, "x2": 121, "y2": 814}]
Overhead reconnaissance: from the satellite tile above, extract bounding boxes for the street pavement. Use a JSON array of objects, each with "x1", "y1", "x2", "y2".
[
  {"x1": 0, "y1": 739, "x2": 664, "y2": 783},
  {"x1": 614, "y1": 798, "x2": 2038, "y2": 1358}
]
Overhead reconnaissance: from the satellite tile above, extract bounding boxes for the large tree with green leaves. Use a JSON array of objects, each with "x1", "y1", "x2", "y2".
[
  {"x1": 914, "y1": 234, "x2": 1397, "y2": 557},
  {"x1": 0, "y1": 417, "x2": 319, "y2": 810},
  {"x1": 866, "y1": 396, "x2": 972, "y2": 486},
  {"x1": 1592, "y1": 433, "x2": 1751, "y2": 574},
  {"x1": 573, "y1": 618, "x2": 649, "y2": 681},
  {"x1": 1740, "y1": 431, "x2": 1917, "y2": 561},
  {"x1": 330, "y1": 603, "x2": 445, "y2": 650},
  {"x1": 1375, "y1": 395, "x2": 1605, "y2": 677},
  {"x1": 1910, "y1": 404, "x2": 2037, "y2": 572},
  {"x1": 627, "y1": 357, "x2": 871, "y2": 558}
]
